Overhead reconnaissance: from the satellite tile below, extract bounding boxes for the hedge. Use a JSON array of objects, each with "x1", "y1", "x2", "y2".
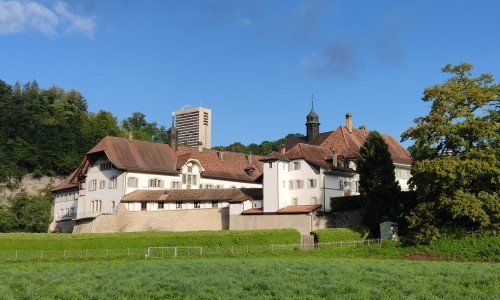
[
  {"x1": 312, "y1": 227, "x2": 369, "y2": 243},
  {"x1": 0, "y1": 229, "x2": 301, "y2": 251},
  {"x1": 330, "y1": 195, "x2": 363, "y2": 212}
]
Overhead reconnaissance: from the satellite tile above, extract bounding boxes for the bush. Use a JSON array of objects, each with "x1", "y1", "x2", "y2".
[
  {"x1": 312, "y1": 227, "x2": 369, "y2": 243},
  {"x1": 330, "y1": 196, "x2": 363, "y2": 212}
]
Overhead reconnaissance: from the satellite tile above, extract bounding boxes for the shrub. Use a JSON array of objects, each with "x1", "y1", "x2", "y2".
[
  {"x1": 330, "y1": 196, "x2": 363, "y2": 212},
  {"x1": 312, "y1": 227, "x2": 369, "y2": 243}
]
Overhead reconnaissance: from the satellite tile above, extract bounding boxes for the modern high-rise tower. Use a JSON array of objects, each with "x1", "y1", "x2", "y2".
[{"x1": 173, "y1": 106, "x2": 212, "y2": 149}]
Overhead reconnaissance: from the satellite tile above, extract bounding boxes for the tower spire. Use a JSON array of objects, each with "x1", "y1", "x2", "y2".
[{"x1": 305, "y1": 95, "x2": 320, "y2": 142}]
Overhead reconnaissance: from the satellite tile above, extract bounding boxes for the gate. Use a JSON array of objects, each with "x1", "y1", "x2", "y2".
[{"x1": 301, "y1": 235, "x2": 315, "y2": 249}]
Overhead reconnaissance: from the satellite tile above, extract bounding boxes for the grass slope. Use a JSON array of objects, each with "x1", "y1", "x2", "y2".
[
  {"x1": 0, "y1": 257, "x2": 498, "y2": 299},
  {"x1": 0, "y1": 229, "x2": 300, "y2": 251}
]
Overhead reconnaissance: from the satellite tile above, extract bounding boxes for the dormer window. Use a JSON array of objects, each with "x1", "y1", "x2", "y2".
[
  {"x1": 245, "y1": 167, "x2": 255, "y2": 176},
  {"x1": 99, "y1": 160, "x2": 115, "y2": 171}
]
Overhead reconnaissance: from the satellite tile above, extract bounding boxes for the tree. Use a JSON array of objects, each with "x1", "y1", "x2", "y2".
[
  {"x1": 357, "y1": 131, "x2": 401, "y2": 236},
  {"x1": 401, "y1": 63, "x2": 500, "y2": 242},
  {"x1": 9, "y1": 186, "x2": 53, "y2": 232}
]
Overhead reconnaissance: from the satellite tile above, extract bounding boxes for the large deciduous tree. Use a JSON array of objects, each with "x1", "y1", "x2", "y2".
[
  {"x1": 401, "y1": 63, "x2": 500, "y2": 242},
  {"x1": 357, "y1": 131, "x2": 401, "y2": 236}
]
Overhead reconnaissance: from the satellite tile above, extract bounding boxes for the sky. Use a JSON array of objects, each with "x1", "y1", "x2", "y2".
[{"x1": 1, "y1": 0, "x2": 499, "y2": 148}]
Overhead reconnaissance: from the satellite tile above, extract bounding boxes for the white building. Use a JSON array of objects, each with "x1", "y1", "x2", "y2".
[
  {"x1": 51, "y1": 107, "x2": 411, "y2": 234},
  {"x1": 51, "y1": 134, "x2": 263, "y2": 233}
]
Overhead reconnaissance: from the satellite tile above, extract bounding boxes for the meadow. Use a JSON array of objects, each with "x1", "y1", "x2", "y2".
[
  {"x1": 0, "y1": 256, "x2": 498, "y2": 299},
  {"x1": 0, "y1": 231, "x2": 498, "y2": 299}
]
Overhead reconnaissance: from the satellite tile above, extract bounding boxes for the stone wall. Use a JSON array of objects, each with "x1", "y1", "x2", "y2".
[
  {"x1": 229, "y1": 214, "x2": 321, "y2": 235},
  {"x1": 73, "y1": 205, "x2": 229, "y2": 233}
]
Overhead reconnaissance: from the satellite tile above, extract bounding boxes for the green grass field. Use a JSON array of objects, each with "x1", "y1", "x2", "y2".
[
  {"x1": 0, "y1": 232, "x2": 498, "y2": 298},
  {"x1": 1, "y1": 256, "x2": 498, "y2": 299}
]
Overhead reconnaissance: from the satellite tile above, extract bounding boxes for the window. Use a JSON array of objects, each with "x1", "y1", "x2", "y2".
[
  {"x1": 295, "y1": 180, "x2": 304, "y2": 189},
  {"x1": 182, "y1": 174, "x2": 187, "y2": 184},
  {"x1": 292, "y1": 197, "x2": 298, "y2": 206},
  {"x1": 192, "y1": 175, "x2": 198, "y2": 185},
  {"x1": 91, "y1": 200, "x2": 102, "y2": 212},
  {"x1": 194, "y1": 201, "x2": 201, "y2": 209},
  {"x1": 70, "y1": 207, "x2": 75, "y2": 216},
  {"x1": 308, "y1": 179, "x2": 317, "y2": 188},
  {"x1": 74, "y1": 192, "x2": 78, "y2": 200},
  {"x1": 282, "y1": 181, "x2": 286, "y2": 188},
  {"x1": 127, "y1": 177, "x2": 138, "y2": 188},
  {"x1": 141, "y1": 202, "x2": 147, "y2": 211},
  {"x1": 205, "y1": 184, "x2": 214, "y2": 189},
  {"x1": 172, "y1": 181, "x2": 180, "y2": 189},
  {"x1": 216, "y1": 184, "x2": 224, "y2": 189},
  {"x1": 340, "y1": 180, "x2": 351, "y2": 191},
  {"x1": 268, "y1": 162, "x2": 273, "y2": 168},
  {"x1": 88, "y1": 180, "x2": 97, "y2": 191},
  {"x1": 99, "y1": 180, "x2": 106, "y2": 189},
  {"x1": 288, "y1": 180, "x2": 294, "y2": 190},
  {"x1": 99, "y1": 161, "x2": 115, "y2": 171},
  {"x1": 158, "y1": 202, "x2": 164, "y2": 209},
  {"x1": 148, "y1": 178, "x2": 163, "y2": 188},
  {"x1": 109, "y1": 178, "x2": 117, "y2": 189},
  {"x1": 176, "y1": 202, "x2": 182, "y2": 209},
  {"x1": 188, "y1": 166, "x2": 193, "y2": 173},
  {"x1": 290, "y1": 161, "x2": 301, "y2": 170},
  {"x1": 212, "y1": 201, "x2": 218, "y2": 208},
  {"x1": 111, "y1": 201, "x2": 116, "y2": 212}
]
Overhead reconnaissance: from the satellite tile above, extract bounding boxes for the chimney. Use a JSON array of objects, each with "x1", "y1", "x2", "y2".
[
  {"x1": 128, "y1": 132, "x2": 133, "y2": 142},
  {"x1": 280, "y1": 144, "x2": 286, "y2": 154},
  {"x1": 332, "y1": 150, "x2": 338, "y2": 167},
  {"x1": 197, "y1": 141, "x2": 203, "y2": 152},
  {"x1": 345, "y1": 113, "x2": 353, "y2": 133},
  {"x1": 218, "y1": 151, "x2": 224, "y2": 161},
  {"x1": 359, "y1": 125, "x2": 366, "y2": 130},
  {"x1": 247, "y1": 153, "x2": 252, "y2": 163}
]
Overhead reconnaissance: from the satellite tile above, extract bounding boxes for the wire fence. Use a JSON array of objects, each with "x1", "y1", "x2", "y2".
[{"x1": 0, "y1": 239, "x2": 382, "y2": 262}]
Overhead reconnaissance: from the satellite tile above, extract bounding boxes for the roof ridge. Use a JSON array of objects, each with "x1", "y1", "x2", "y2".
[{"x1": 340, "y1": 126, "x2": 358, "y2": 157}]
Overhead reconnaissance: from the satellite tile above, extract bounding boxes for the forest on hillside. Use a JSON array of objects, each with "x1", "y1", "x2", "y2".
[{"x1": 0, "y1": 80, "x2": 300, "y2": 186}]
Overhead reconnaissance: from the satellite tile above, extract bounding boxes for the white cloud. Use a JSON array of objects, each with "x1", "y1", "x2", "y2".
[
  {"x1": 54, "y1": 2, "x2": 95, "y2": 37},
  {"x1": 0, "y1": 0, "x2": 96, "y2": 37}
]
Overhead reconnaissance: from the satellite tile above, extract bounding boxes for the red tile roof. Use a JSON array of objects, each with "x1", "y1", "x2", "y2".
[
  {"x1": 175, "y1": 147, "x2": 264, "y2": 183},
  {"x1": 277, "y1": 205, "x2": 322, "y2": 214},
  {"x1": 242, "y1": 205, "x2": 321, "y2": 215},
  {"x1": 87, "y1": 136, "x2": 179, "y2": 175},
  {"x1": 285, "y1": 126, "x2": 411, "y2": 165},
  {"x1": 121, "y1": 188, "x2": 262, "y2": 203}
]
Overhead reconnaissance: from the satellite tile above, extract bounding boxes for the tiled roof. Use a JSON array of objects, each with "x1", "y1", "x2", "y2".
[
  {"x1": 242, "y1": 205, "x2": 321, "y2": 215},
  {"x1": 87, "y1": 136, "x2": 179, "y2": 175},
  {"x1": 260, "y1": 151, "x2": 290, "y2": 162},
  {"x1": 52, "y1": 160, "x2": 88, "y2": 192},
  {"x1": 121, "y1": 188, "x2": 262, "y2": 203},
  {"x1": 175, "y1": 147, "x2": 264, "y2": 183},
  {"x1": 277, "y1": 205, "x2": 322, "y2": 214},
  {"x1": 319, "y1": 126, "x2": 411, "y2": 165},
  {"x1": 52, "y1": 170, "x2": 79, "y2": 192},
  {"x1": 286, "y1": 143, "x2": 335, "y2": 169},
  {"x1": 285, "y1": 126, "x2": 411, "y2": 165}
]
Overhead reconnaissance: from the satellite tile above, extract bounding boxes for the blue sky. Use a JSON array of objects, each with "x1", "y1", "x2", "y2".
[{"x1": 1, "y1": 0, "x2": 499, "y2": 147}]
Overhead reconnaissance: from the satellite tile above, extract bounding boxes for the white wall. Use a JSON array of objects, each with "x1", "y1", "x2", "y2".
[
  {"x1": 77, "y1": 157, "x2": 124, "y2": 219},
  {"x1": 395, "y1": 164, "x2": 412, "y2": 191},
  {"x1": 323, "y1": 173, "x2": 359, "y2": 212},
  {"x1": 263, "y1": 159, "x2": 323, "y2": 212},
  {"x1": 53, "y1": 189, "x2": 78, "y2": 221}
]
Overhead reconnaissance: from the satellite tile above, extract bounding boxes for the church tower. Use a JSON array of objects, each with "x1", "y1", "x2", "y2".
[
  {"x1": 167, "y1": 115, "x2": 178, "y2": 151},
  {"x1": 305, "y1": 101, "x2": 320, "y2": 142}
]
